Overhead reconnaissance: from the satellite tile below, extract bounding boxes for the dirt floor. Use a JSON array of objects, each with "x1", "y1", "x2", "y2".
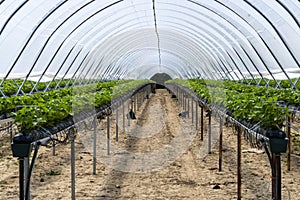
[{"x1": 0, "y1": 89, "x2": 300, "y2": 199}]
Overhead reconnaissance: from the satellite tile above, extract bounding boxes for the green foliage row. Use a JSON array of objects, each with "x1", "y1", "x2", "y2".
[
  {"x1": 0, "y1": 78, "x2": 93, "y2": 97},
  {"x1": 167, "y1": 79, "x2": 293, "y2": 130},
  {"x1": 0, "y1": 79, "x2": 152, "y2": 134},
  {"x1": 239, "y1": 78, "x2": 300, "y2": 89}
]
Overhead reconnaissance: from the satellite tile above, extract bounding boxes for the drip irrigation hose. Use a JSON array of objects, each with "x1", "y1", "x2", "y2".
[
  {"x1": 261, "y1": 138, "x2": 275, "y2": 182},
  {"x1": 25, "y1": 142, "x2": 41, "y2": 200}
]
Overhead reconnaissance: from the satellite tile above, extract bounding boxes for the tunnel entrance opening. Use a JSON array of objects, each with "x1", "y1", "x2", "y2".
[{"x1": 150, "y1": 73, "x2": 172, "y2": 89}]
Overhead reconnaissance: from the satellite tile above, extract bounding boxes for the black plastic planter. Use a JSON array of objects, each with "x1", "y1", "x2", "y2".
[
  {"x1": 11, "y1": 133, "x2": 33, "y2": 158},
  {"x1": 266, "y1": 129, "x2": 288, "y2": 154},
  {"x1": 11, "y1": 143, "x2": 32, "y2": 157},
  {"x1": 269, "y1": 138, "x2": 288, "y2": 153}
]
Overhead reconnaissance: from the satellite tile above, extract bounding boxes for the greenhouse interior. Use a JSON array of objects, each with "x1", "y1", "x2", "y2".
[{"x1": 0, "y1": 0, "x2": 299, "y2": 199}]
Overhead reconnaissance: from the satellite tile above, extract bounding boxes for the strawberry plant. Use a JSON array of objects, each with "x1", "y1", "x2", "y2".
[
  {"x1": 0, "y1": 80, "x2": 18, "y2": 96},
  {"x1": 168, "y1": 78, "x2": 293, "y2": 131},
  {"x1": 1, "y1": 79, "x2": 152, "y2": 134}
]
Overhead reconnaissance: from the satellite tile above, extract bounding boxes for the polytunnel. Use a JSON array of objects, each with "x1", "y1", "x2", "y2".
[
  {"x1": 0, "y1": 0, "x2": 300, "y2": 200},
  {"x1": 0, "y1": 0, "x2": 299, "y2": 92}
]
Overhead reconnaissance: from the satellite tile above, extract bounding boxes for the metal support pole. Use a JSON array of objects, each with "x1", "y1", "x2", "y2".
[
  {"x1": 137, "y1": 93, "x2": 140, "y2": 111},
  {"x1": 70, "y1": 130, "x2": 75, "y2": 200},
  {"x1": 24, "y1": 157, "x2": 29, "y2": 199},
  {"x1": 286, "y1": 114, "x2": 291, "y2": 171},
  {"x1": 208, "y1": 112, "x2": 211, "y2": 154},
  {"x1": 122, "y1": 100, "x2": 125, "y2": 131},
  {"x1": 219, "y1": 117, "x2": 223, "y2": 171},
  {"x1": 275, "y1": 153, "x2": 282, "y2": 200},
  {"x1": 115, "y1": 103, "x2": 119, "y2": 142},
  {"x1": 93, "y1": 117, "x2": 97, "y2": 175},
  {"x1": 196, "y1": 103, "x2": 199, "y2": 130},
  {"x1": 182, "y1": 92, "x2": 184, "y2": 108},
  {"x1": 184, "y1": 94, "x2": 187, "y2": 111},
  {"x1": 19, "y1": 158, "x2": 24, "y2": 200},
  {"x1": 52, "y1": 143, "x2": 56, "y2": 156},
  {"x1": 200, "y1": 107, "x2": 204, "y2": 141},
  {"x1": 181, "y1": 91, "x2": 183, "y2": 108},
  {"x1": 192, "y1": 100, "x2": 194, "y2": 123},
  {"x1": 187, "y1": 98, "x2": 190, "y2": 118},
  {"x1": 25, "y1": 143, "x2": 40, "y2": 200},
  {"x1": 127, "y1": 102, "x2": 130, "y2": 126},
  {"x1": 272, "y1": 153, "x2": 276, "y2": 199},
  {"x1": 134, "y1": 95, "x2": 137, "y2": 113},
  {"x1": 237, "y1": 126, "x2": 242, "y2": 200},
  {"x1": 107, "y1": 115, "x2": 110, "y2": 155}
]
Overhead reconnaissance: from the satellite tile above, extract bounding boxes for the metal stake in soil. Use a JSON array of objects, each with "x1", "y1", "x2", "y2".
[
  {"x1": 19, "y1": 158, "x2": 24, "y2": 200},
  {"x1": 208, "y1": 112, "x2": 211, "y2": 154},
  {"x1": 115, "y1": 103, "x2": 119, "y2": 142},
  {"x1": 70, "y1": 129, "x2": 75, "y2": 200},
  {"x1": 93, "y1": 116, "x2": 97, "y2": 175}
]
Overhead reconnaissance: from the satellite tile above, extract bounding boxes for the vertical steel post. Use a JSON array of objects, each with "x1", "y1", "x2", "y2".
[
  {"x1": 187, "y1": 98, "x2": 190, "y2": 118},
  {"x1": 137, "y1": 93, "x2": 140, "y2": 111},
  {"x1": 192, "y1": 99, "x2": 194, "y2": 123},
  {"x1": 19, "y1": 158, "x2": 24, "y2": 200},
  {"x1": 122, "y1": 99, "x2": 125, "y2": 131},
  {"x1": 196, "y1": 103, "x2": 199, "y2": 130},
  {"x1": 93, "y1": 117, "x2": 97, "y2": 175},
  {"x1": 287, "y1": 114, "x2": 291, "y2": 171},
  {"x1": 181, "y1": 90, "x2": 183, "y2": 108},
  {"x1": 52, "y1": 143, "x2": 56, "y2": 156},
  {"x1": 127, "y1": 102, "x2": 130, "y2": 126},
  {"x1": 219, "y1": 117, "x2": 223, "y2": 171},
  {"x1": 180, "y1": 91, "x2": 183, "y2": 108},
  {"x1": 200, "y1": 107, "x2": 204, "y2": 141},
  {"x1": 134, "y1": 95, "x2": 137, "y2": 113},
  {"x1": 272, "y1": 153, "x2": 276, "y2": 199},
  {"x1": 275, "y1": 153, "x2": 282, "y2": 199},
  {"x1": 208, "y1": 112, "x2": 211, "y2": 154},
  {"x1": 184, "y1": 94, "x2": 187, "y2": 111},
  {"x1": 115, "y1": 102, "x2": 119, "y2": 142},
  {"x1": 24, "y1": 157, "x2": 29, "y2": 199},
  {"x1": 107, "y1": 115, "x2": 110, "y2": 155},
  {"x1": 70, "y1": 130, "x2": 75, "y2": 200},
  {"x1": 237, "y1": 126, "x2": 242, "y2": 200}
]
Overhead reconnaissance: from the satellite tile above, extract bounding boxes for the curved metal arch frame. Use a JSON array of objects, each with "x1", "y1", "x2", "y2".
[
  {"x1": 59, "y1": 0, "x2": 286, "y2": 83},
  {"x1": 194, "y1": 0, "x2": 297, "y2": 86},
  {"x1": 0, "y1": 0, "x2": 29, "y2": 35},
  {"x1": 125, "y1": 64, "x2": 185, "y2": 80},
  {"x1": 108, "y1": 47, "x2": 205, "y2": 79},
  {"x1": 0, "y1": 0, "x2": 246, "y2": 83},
  {"x1": 0, "y1": 0, "x2": 69, "y2": 92},
  {"x1": 0, "y1": 0, "x2": 125, "y2": 95},
  {"x1": 243, "y1": 0, "x2": 300, "y2": 67},
  {"x1": 0, "y1": 0, "x2": 298, "y2": 94},
  {"x1": 85, "y1": 17, "x2": 238, "y2": 81},
  {"x1": 0, "y1": 0, "x2": 234, "y2": 84},
  {"x1": 92, "y1": 37, "x2": 202, "y2": 80},
  {"x1": 34, "y1": 0, "x2": 127, "y2": 92},
  {"x1": 76, "y1": 21, "x2": 214, "y2": 80},
  {"x1": 165, "y1": 2, "x2": 279, "y2": 83},
  {"x1": 83, "y1": 26, "x2": 214, "y2": 80}
]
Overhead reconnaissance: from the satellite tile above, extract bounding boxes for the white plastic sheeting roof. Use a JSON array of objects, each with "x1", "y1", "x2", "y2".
[{"x1": 0, "y1": 0, "x2": 299, "y2": 83}]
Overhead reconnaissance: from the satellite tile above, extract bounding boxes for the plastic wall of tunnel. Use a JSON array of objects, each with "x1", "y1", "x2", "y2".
[{"x1": 0, "y1": 0, "x2": 299, "y2": 93}]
